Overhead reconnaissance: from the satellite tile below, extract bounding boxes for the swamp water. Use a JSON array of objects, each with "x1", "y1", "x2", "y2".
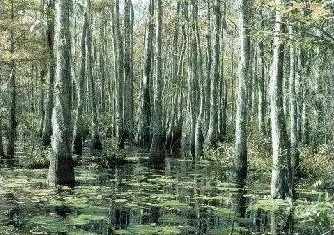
[{"x1": 0, "y1": 154, "x2": 332, "y2": 235}]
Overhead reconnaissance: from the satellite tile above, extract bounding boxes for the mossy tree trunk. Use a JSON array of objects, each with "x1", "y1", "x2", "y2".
[
  {"x1": 234, "y1": 0, "x2": 250, "y2": 187},
  {"x1": 182, "y1": 0, "x2": 198, "y2": 158},
  {"x1": 288, "y1": 26, "x2": 299, "y2": 176},
  {"x1": 123, "y1": 0, "x2": 134, "y2": 142},
  {"x1": 41, "y1": 0, "x2": 56, "y2": 146},
  {"x1": 204, "y1": 0, "x2": 220, "y2": 149},
  {"x1": 86, "y1": 0, "x2": 102, "y2": 151},
  {"x1": 150, "y1": 0, "x2": 165, "y2": 166},
  {"x1": 99, "y1": 10, "x2": 107, "y2": 114},
  {"x1": 112, "y1": 0, "x2": 125, "y2": 149},
  {"x1": 204, "y1": 0, "x2": 212, "y2": 135},
  {"x1": 257, "y1": 37, "x2": 266, "y2": 137},
  {"x1": 7, "y1": 0, "x2": 17, "y2": 164},
  {"x1": 73, "y1": 11, "x2": 88, "y2": 156},
  {"x1": 0, "y1": 117, "x2": 5, "y2": 158},
  {"x1": 194, "y1": 0, "x2": 205, "y2": 159},
  {"x1": 269, "y1": 0, "x2": 292, "y2": 199},
  {"x1": 48, "y1": 0, "x2": 75, "y2": 187},
  {"x1": 136, "y1": 0, "x2": 154, "y2": 148}
]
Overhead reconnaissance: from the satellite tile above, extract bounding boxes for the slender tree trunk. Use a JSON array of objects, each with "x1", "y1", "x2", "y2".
[
  {"x1": 87, "y1": 0, "x2": 102, "y2": 151},
  {"x1": 39, "y1": 69, "x2": 46, "y2": 138},
  {"x1": 0, "y1": 124, "x2": 4, "y2": 158},
  {"x1": 150, "y1": 0, "x2": 165, "y2": 166},
  {"x1": 183, "y1": 0, "x2": 199, "y2": 158},
  {"x1": 136, "y1": 1, "x2": 154, "y2": 148},
  {"x1": 204, "y1": 0, "x2": 212, "y2": 135},
  {"x1": 48, "y1": 0, "x2": 75, "y2": 187},
  {"x1": 194, "y1": 0, "x2": 204, "y2": 158},
  {"x1": 123, "y1": 0, "x2": 134, "y2": 142},
  {"x1": 165, "y1": 1, "x2": 181, "y2": 153},
  {"x1": 113, "y1": 0, "x2": 125, "y2": 149},
  {"x1": 313, "y1": 40, "x2": 324, "y2": 147},
  {"x1": 270, "y1": 0, "x2": 292, "y2": 199},
  {"x1": 288, "y1": 26, "x2": 299, "y2": 176},
  {"x1": 7, "y1": 0, "x2": 16, "y2": 163},
  {"x1": 0, "y1": 87, "x2": 5, "y2": 158},
  {"x1": 73, "y1": 11, "x2": 88, "y2": 156},
  {"x1": 234, "y1": 0, "x2": 250, "y2": 187},
  {"x1": 99, "y1": 11, "x2": 107, "y2": 113},
  {"x1": 218, "y1": 1, "x2": 227, "y2": 141},
  {"x1": 42, "y1": 0, "x2": 55, "y2": 146},
  {"x1": 205, "y1": 0, "x2": 220, "y2": 148},
  {"x1": 258, "y1": 39, "x2": 266, "y2": 136}
]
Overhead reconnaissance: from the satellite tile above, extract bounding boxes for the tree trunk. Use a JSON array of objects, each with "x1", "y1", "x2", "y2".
[
  {"x1": 87, "y1": 0, "x2": 102, "y2": 151},
  {"x1": 0, "y1": 125, "x2": 4, "y2": 158},
  {"x1": 204, "y1": 0, "x2": 212, "y2": 135},
  {"x1": 183, "y1": 0, "x2": 199, "y2": 158},
  {"x1": 48, "y1": 0, "x2": 75, "y2": 187},
  {"x1": 99, "y1": 11, "x2": 107, "y2": 113},
  {"x1": 112, "y1": 0, "x2": 125, "y2": 149},
  {"x1": 194, "y1": 0, "x2": 205, "y2": 159},
  {"x1": 258, "y1": 39, "x2": 266, "y2": 136},
  {"x1": 41, "y1": 0, "x2": 55, "y2": 146},
  {"x1": 288, "y1": 26, "x2": 299, "y2": 176},
  {"x1": 73, "y1": 11, "x2": 88, "y2": 156},
  {"x1": 234, "y1": 0, "x2": 250, "y2": 187},
  {"x1": 150, "y1": 0, "x2": 165, "y2": 166},
  {"x1": 38, "y1": 69, "x2": 46, "y2": 138},
  {"x1": 0, "y1": 106, "x2": 5, "y2": 158},
  {"x1": 7, "y1": 0, "x2": 17, "y2": 164},
  {"x1": 123, "y1": 0, "x2": 134, "y2": 142},
  {"x1": 136, "y1": 0, "x2": 154, "y2": 148},
  {"x1": 204, "y1": 0, "x2": 220, "y2": 148},
  {"x1": 270, "y1": 0, "x2": 292, "y2": 199}
]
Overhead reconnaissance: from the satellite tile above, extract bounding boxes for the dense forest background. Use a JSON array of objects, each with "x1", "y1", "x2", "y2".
[{"x1": 0, "y1": 0, "x2": 333, "y2": 234}]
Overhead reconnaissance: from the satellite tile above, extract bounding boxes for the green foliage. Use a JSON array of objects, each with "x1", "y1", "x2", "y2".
[
  {"x1": 20, "y1": 147, "x2": 50, "y2": 169},
  {"x1": 115, "y1": 225, "x2": 181, "y2": 235},
  {"x1": 208, "y1": 226, "x2": 248, "y2": 235},
  {"x1": 18, "y1": 112, "x2": 40, "y2": 139},
  {"x1": 299, "y1": 145, "x2": 334, "y2": 188},
  {"x1": 294, "y1": 192, "x2": 333, "y2": 234},
  {"x1": 248, "y1": 198, "x2": 292, "y2": 213},
  {"x1": 203, "y1": 143, "x2": 234, "y2": 169}
]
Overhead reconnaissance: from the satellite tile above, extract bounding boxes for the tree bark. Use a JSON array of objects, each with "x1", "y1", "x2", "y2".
[
  {"x1": 150, "y1": 0, "x2": 165, "y2": 166},
  {"x1": 234, "y1": 0, "x2": 250, "y2": 187},
  {"x1": 112, "y1": 0, "x2": 125, "y2": 149},
  {"x1": 7, "y1": 0, "x2": 17, "y2": 164},
  {"x1": 183, "y1": 0, "x2": 199, "y2": 158},
  {"x1": 73, "y1": 11, "x2": 88, "y2": 156},
  {"x1": 87, "y1": 0, "x2": 102, "y2": 151},
  {"x1": 38, "y1": 69, "x2": 46, "y2": 138},
  {"x1": 136, "y1": 0, "x2": 154, "y2": 148},
  {"x1": 288, "y1": 26, "x2": 299, "y2": 176},
  {"x1": 270, "y1": 0, "x2": 292, "y2": 199},
  {"x1": 123, "y1": 0, "x2": 134, "y2": 142},
  {"x1": 41, "y1": 0, "x2": 56, "y2": 146},
  {"x1": 258, "y1": 39, "x2": 266, "y2": 136},
  {"x1": 204, "y1": 0, "x2": 212, "y2": 135},
  {"x1": 194, "y1": 0, "x2": 205, "y2": 159},
  {"x1": 204, "y1": 0, "x2": 220, "y2": 148},
  {"x1": 48, "y1": 0, "x2": 75, "y2": 187}
]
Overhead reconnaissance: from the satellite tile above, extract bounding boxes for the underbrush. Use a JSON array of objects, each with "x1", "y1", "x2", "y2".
[
  {"x1": 299, "y1": 144, "x2": 334, "y2": 189},
  {"x1": 20, "y1": 147, "x2": 50, "y2": 169}
]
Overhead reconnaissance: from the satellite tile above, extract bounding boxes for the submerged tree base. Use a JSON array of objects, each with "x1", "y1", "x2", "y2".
[{"x1": 48, "y1": 156, "x2": 75, "y2": 188}]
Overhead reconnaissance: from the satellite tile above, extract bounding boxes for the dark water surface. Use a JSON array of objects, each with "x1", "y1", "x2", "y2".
[{"x1": 0, "y1": 155, "x2": 332, "y2": 235}]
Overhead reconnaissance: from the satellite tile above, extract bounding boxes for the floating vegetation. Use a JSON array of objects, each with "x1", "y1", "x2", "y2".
[{"x1": 1, "y1": 157, "x2": 333, "y2": 235}]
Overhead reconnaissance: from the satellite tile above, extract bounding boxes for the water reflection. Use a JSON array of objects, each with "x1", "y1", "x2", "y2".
[{"x1": 1, "y1": 156, "x2": 326, "y2": 235}]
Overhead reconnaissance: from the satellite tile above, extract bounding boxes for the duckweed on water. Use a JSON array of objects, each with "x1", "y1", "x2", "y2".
[{"x1": 1, "y1": 157, "x2": 333, "y2": 235}]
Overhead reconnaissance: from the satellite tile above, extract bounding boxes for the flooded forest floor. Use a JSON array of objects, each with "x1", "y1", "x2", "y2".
[{"x1": 0, "y1": 139, "x2": 333, "y2": 235}]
